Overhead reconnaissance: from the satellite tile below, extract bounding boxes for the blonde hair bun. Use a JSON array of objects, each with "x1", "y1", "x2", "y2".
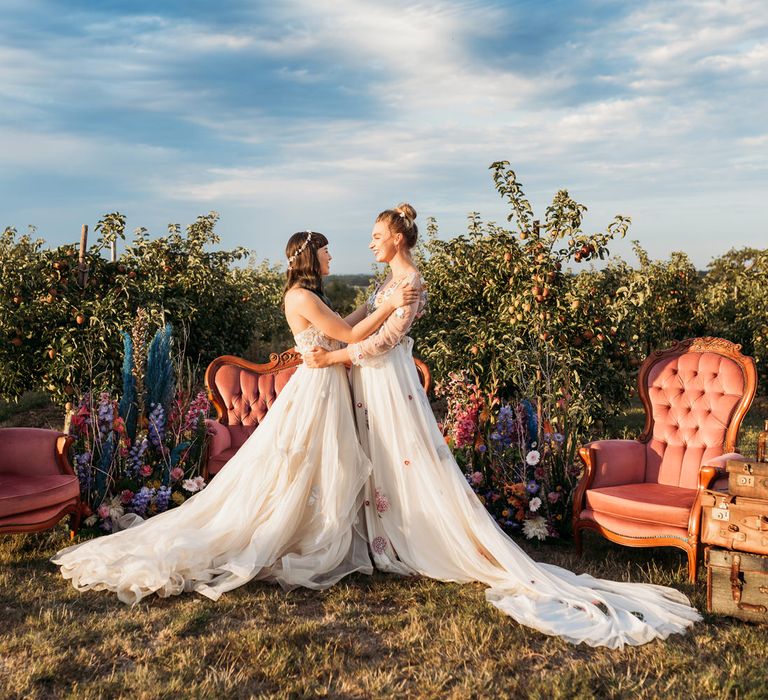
[{"x1": 396, "y1": 203, "x2": 417, "y2": 221}]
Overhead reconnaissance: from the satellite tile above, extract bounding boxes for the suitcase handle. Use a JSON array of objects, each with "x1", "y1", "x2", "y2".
[{"x1": 738, "y1": 602, "x2": 768, "y2": 614}]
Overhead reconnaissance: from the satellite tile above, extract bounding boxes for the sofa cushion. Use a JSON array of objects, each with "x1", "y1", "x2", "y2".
[
  {"x1": 580, "y1": 509, "x2": 690, "y2": 541},
  {"x1": 0, "y1": 474, "x2": 79, "y2": 518},
  {"x1": 207, "y1": 448, "x2": 241, "y2": 476},
  {"x1": 585, "y1": 482, "x2": 697, "y2": 529}
]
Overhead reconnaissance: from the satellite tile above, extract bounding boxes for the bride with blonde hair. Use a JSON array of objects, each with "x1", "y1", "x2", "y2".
[{"x1": 304, "y1": 203, "x2": 701, "y2": 649}]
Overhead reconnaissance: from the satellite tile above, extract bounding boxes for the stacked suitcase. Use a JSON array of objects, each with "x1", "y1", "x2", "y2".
[{"x1": 701, "y1": 460, "x2": 768, "y2": 623}]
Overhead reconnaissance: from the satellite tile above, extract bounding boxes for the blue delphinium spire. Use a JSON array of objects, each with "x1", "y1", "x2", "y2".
[
  {"x1": 521, "y1": 399, "x2": 538, "y2": 447},
  {"x1": 118, "y1": 331, "x2": 138, "y2": 441},
  {"x1": 96, "y1": 434, "x2": 114, "y2": 503},
  {"x1": 145, "y1": 324, "x2": 175, "y2": 418}
]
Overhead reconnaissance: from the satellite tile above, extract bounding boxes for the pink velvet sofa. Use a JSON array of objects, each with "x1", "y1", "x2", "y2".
[
  {"x1": 573, "y1": 337, "x2": 757, "y2": 583},
  {"x1": 0, "y1": 428, "x2": 80, "y2": 536},
  {"x1": 204, "y1": 350, "x2": 432, "y2": 479}
]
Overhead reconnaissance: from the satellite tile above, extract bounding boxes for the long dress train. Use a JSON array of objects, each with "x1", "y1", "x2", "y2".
[
  {"x1": 346, "y1": 272, "x2": 701, "y2": 648},
  {"x1": 52, "y1": 327, "x2": 372, "y2": 605}
]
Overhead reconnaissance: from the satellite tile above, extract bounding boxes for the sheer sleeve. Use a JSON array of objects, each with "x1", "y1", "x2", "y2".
[{"x1": 347, "y1": 274, "x2": 426, "y2": 366}]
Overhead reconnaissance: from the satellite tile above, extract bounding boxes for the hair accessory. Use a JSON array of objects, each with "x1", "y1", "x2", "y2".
[
  {"x1": 287, "y1": 230, "x2": 313, "y2": 269},
  {"x1": 398, "y1": 211, "x2": 406, "y2": 219}
]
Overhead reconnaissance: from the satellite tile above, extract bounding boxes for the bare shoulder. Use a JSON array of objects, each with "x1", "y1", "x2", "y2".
[
  {"x1": 402, "y1": 267, "x2": 423, "y2": 286},
  {"x1": 284, "y1": 286, "x2": 315, "y2": 307}
]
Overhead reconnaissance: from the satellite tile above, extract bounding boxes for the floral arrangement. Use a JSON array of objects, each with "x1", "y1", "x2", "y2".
[
  {"x1": 436, "y1": 371, "x2": 582, "y2": 540},
  {"x1": 69, "y1": 309, "x2": 211, "y2": 533}
]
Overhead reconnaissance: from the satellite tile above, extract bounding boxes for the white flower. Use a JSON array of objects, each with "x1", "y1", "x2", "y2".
[
  {"x1": 84, "y1": 515, "x2": 98, "y2": 527},
  {"x1": 529, "y1": 497, "x2": 542, "y2": 512},
  {"x1": 526, "y1": 450, "x2": 541, "y2": 466},
  {"x1": 182, "y1": 476, "x2": 206, "y2": 493},
  {"x1": 522, "y1": 515, "x2": 548, "y2": 540},
  {"x1": 108, "y1": 497, "x2": 125, "y2": 520}
]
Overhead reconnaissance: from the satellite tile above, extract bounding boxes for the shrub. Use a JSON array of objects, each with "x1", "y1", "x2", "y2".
[{"x1": 0, "y1": 213, "x2": 285, "y2": 403}]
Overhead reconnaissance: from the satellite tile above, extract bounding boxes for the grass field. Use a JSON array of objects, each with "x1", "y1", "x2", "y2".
[{"x1": 1, "y1": 400, "x2": 768, "y2": 699}]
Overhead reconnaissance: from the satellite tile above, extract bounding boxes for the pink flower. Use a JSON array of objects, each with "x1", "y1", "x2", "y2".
[
  {"x1": 470, "y1": 471, "x2": 484, "y2": 486},
  {"x1": 97, "y1": 504, "x2": 110, "y2": 519},
  {"x1": 170, "y1": 467, "x2": 184, "y2": 481},
  {"x1": 119, "y1": 489, "x2": 134, "y2": 505},
  {"x1": 374, "y1": 488, "x2": 390, "y2": 513},
  {"x1": 140, "y1": 465, "x2": 153, "y2": 477},
  {"x1": 372, "y1": 536, "x2": 388, "y2": 554},
  {"x1": 547, "y1": 491, "x2": 560, "y2": 504}
]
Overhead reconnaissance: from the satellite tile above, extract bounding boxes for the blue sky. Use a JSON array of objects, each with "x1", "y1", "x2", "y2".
[{"x1": 1, "y1": 0, "x2": 766, "y2": 272}]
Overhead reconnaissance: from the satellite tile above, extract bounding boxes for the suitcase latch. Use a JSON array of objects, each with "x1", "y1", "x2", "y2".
[
  {"x1": 730, "y1": 554, "x2": 768, "y2": 614},
  {"x1": 713, "y1": 507, "x2": 730, "y2": 521},
  {"x1": 730, "y1": 555, "x2": 743, "y2": 602}
]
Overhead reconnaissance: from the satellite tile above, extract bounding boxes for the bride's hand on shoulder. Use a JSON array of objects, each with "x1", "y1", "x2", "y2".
[
  {"x1": 386, "y1": 283, "x2": 419, "y2": 311},
  {"x1": 303, "y1": 346, "x2": 330, "y2": 368}
]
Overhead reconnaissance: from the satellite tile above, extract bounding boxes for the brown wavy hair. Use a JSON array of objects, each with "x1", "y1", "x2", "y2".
[
  {"x1": 283, "y1": 230, "x2": 330, "y2": 303},
  {"x1": 376, "y1": 202, "x2": 418, "y2": 248}
]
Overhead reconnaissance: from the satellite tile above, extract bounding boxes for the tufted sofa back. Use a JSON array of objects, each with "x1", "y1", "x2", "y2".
[
  {"x1": 206, "y1": 353, "x2": 300, "y2": 449},
  {"x1": 641, "y1": 343, "x2": 753, "y2": 489}
]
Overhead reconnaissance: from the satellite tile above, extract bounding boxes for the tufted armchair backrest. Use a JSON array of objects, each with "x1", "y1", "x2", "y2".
[
  {"x1": 205, "y1": 352, "x2": 301, "y2": 449},
  {"x1": 639, "y1": 338, "x2": 756, "y2": 489}
]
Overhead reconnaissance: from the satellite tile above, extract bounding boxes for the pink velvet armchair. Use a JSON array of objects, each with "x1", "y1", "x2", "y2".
[
  {"x1": 0, "y1": 428, "x2": 80, "y2": 536},
  {"x1": 573, "y1": 337, "x2": 757, "y2": 583},
  {"x1": 204, "y1": 349, "x2": 432, "y2": 479}
]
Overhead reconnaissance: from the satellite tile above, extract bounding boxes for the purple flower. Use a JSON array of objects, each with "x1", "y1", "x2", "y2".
[
  {"x1": 526, "y1": 480, "x2": 539, "y2": 495},
  {"x1": 130, "y1": 486, "x2": 155, "y2": 516},
  {"x1": 127, "y1": 437, "x2": 149, "y2": 477},
  {"x1": 155, "y1": 486, "x2": 172, "y2": 513},
  {"x1": 148, "y1": 403, "x2": 166, "y2": 449},
  {"x1": 491, "y1": 404, "x2": 516, "y2": 449},
  {"x1": 97, "y1": 392, "x2": 114, "y2": 438}
]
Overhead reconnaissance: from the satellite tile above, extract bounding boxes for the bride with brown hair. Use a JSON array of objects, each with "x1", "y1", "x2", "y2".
[
  {"x1": 304, "y1": 203, "x2": 702, "y2": 649},
  {"x1": 53, "y1": 229, "x2": 418, "y2": 604}
]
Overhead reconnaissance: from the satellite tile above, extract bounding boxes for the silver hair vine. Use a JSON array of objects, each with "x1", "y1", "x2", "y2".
[{"x1": 287, "y1": 230, "x2": 313, "y2": 270}]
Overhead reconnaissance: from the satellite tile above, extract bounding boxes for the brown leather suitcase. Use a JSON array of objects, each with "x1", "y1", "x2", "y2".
[
  {"x1": 727, "y1": 459, "x2": 768, "y2": 499},
  {"x1": 701, "y1": 490, "x2": 768, "y2": 556},
  {"x1": 706, "y1": 547, "x2": 768, "y2": 623}
]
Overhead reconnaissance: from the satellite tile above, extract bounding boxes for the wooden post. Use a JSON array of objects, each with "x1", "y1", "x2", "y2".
[
  {"x1": 110, "y1": 239, "x2": 117, "y2": 263},
  {"x1": 77, "y1": 224, "x2": 89, "y2": 287}
]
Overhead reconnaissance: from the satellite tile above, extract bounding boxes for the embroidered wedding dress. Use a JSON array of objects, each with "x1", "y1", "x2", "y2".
[
  {"x1": 346, "y1": 272, "x2": 701, "y2": 648},
  {"x1": 52, "y1": 326, "x2": 373, "y2": 605}
]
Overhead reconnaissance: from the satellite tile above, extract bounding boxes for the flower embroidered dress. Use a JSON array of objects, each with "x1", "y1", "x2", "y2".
[
  {"x1": 52, "y1": 326, "x2": 373, "y2": 604},
  {"x1": 347, "y1": 272, "x2": 701, "y2": 649}
]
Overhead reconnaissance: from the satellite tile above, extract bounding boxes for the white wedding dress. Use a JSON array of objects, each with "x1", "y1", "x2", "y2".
[
  {"x1": 52, "y1": 326, "x2": 373, "y2": 605},
  {"x1": 346, "y1": 272, "x2": 702, "y2": 649}
]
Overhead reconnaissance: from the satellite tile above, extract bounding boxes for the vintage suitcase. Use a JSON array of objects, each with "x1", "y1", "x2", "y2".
[
  {"x1": 727, "y1": 459, "x2": 768, "y2": 499},
  {"x1": 706, "y1": 547, "x2": 768, "y2": 623},
  {"x1": 700, "y1": 490, "x2": 768, "y2": 556}
]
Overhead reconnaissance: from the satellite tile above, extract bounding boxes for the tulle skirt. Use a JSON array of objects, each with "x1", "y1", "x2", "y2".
[
  {"x1": 351, "y1": 338, "x2": 701, "y2": 648},
  {"x1": 52, "y1": 364, "x2": 373, "y2": 605}
]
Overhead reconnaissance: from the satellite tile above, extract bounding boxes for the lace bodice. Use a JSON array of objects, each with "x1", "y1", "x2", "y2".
[
  {"x1": 293, "y1": 325, "x2": 342, "y2": 354},
  {"x1": 367, "y1": 273, "x2": 428, "y2": 319}
]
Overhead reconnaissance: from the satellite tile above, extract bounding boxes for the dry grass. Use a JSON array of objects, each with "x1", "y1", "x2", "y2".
[
  {"x1": 2, "y1": 403, "x2": 768, "y2": 698},
  {"x1": 3, "y1": 530, "x2": 768, "y2": 699}
]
